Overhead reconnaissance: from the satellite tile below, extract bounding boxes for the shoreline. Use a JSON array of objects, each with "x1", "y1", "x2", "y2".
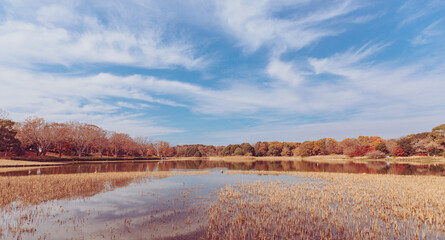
[{"x1": 2, "y1": 155, "x2": 445, "y2": 168}]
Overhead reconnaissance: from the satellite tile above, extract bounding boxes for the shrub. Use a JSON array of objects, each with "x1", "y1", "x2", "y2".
[
  {"x1": 366, "y1": 150, "x2": 386, "y2": 159},
  {"x1": 393, "y1": 147, "x2": 406, "y2": 156},
  {"x1": 348, "y1": 146, "x2": 374, "y2": 157}
]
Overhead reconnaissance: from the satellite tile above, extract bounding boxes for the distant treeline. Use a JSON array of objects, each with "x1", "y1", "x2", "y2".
[
  {"x1": 174, "y1": 128, "x2": 445, "y2": 158},
  {"x1": 0, "y1": 110, "x2": 444, "y2": 159}
]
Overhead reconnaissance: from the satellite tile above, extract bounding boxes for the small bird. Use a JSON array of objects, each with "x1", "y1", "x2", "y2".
[{"x1": 220, "y1": 170, "x2": 224, "y2": 174}]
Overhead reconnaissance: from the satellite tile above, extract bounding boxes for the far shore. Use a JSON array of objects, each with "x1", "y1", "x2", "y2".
[
  {"x1": 166, "y1": 155, "x2": 445, "y2": 165},
  {"x1": 1, "y1": 155, "x2": 445, "y2": 168}
]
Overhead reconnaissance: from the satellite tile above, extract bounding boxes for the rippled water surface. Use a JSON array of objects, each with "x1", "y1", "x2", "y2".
[{"x1": 2, "y1": 159, "x2": 445, "y2": 176}]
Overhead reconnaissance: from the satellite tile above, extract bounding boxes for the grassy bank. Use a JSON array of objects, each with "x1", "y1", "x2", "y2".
[
  {"x1": 0, "y1": 159, "x2": 68, "y2": 167},
  {"x1": 8, "y1": 156, "x2": 160, "y2": 162}
]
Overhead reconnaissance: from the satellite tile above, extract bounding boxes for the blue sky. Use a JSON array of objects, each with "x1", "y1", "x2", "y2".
[{"x1": 0, "y1": 0, "x2": 444, "y2": 145}]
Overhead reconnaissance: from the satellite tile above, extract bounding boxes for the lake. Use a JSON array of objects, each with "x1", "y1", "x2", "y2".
[{"x1": 1, "y1": 159, "x2": 445, "y2": 239}]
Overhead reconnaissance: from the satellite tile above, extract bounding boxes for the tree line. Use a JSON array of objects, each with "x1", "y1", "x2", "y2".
[
  {"x1": 0, "y1": 111, "x2": 173, "y2": 158},
  {"x1": 0, "y1": 110, "x2": 444, "y2": 159}
]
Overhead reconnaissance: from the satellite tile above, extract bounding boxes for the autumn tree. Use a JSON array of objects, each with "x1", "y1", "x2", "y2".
[
  {"x1": 221, "y1": 144, "x2": 240, "y2": 156},
  {"x1": 134, "y1": 136, "x2": 151, "y2": 157},
  {"x1": 147, "y1": 143, "x2": 157, "y2": 156},
  {"x1": 17, "y1": 117, "x2": 53, "y2": 156},
  {"x1": 267, "y1": 141, "x2": 283, "y2": 156},
  {"x1": 91, "y1": 128, "x2": 109, "y2": 157},
  {"x1": 385, "y1": 139, "x2": 398, "y2": 156},
  {"x1": 339, "y1": 138, "x2": 360, "y2": 156},
  {"x1": 156, "y1": 141, "x2": 173, "y2": 157},
  {"x1": 397, "y1": 133, "x2": 429, "y2": 156},
  {"x1": 68, "y1": 122, "x2": 95, "y2": 157},
  {"x1": 49, "y1": 123, "x2": 70, "y2": 158},
  {"x1": 413, "y1": 137, "x2": 444, "y2": 156},
  {"x1": 109, "y1": 132, "x2": 133, "y2": 157},
  {"x1": 431, "y1": 124, "x2": 445, "y2": 147},
  {"x1": 240, "y1": 143, "x2": 255, "y2": 156},
  {"x1": 234, "y1": 147, "x2": 244, "y2": 156},
  {"x1": 295, "y1": 141, "x2": 319, "y2": 157},
  {"x1": 393, "y1": 147, "x2": 406, "y2": 156},
  {"x1": 281, "y1": 142, "x2": 297, "y2": 156},
  {"x1": 254, "y1": 142, "x2": 268, "y2": 156},
  {"x1": 375, "y1": 141, "x2": 388, "y2": 154}
]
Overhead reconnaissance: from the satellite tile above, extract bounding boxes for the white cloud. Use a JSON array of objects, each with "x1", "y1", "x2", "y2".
[
  {"x1": 412, "y1": 19, "x2": 445, "y2": 45},
  {"x1": 205, "y1": 113, "x2": 445, "y2": 144},
  {"x1": 307, "y1": 43, "x2": 445, "y2": 119},
  {"x1": 0, "y1": 1, "x2": 204, "y2": 70},
  {"x1": 266, "y1": 58, "x2": 305, "y2": 86},
  {"x1": 215, "y1": 0, "x2": 362, "y2": 52}
]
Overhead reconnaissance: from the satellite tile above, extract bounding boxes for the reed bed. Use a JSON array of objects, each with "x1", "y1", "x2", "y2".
[
  {"x1": 0, "y1": 171, "x2": 210, "y2": 239},
  {"x1": 206, "y1": 172, "x2": 445, "y2": 239},
  {"x1": 0, "y1": 171, "x2": 210, "y2": 207}
]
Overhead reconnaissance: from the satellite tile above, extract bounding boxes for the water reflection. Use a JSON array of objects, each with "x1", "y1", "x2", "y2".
[{"x1": 1, "y1": 159, "x2": 445, "y2": 176}]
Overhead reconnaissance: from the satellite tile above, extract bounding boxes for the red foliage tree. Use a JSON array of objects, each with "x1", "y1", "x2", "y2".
[
  {"x1": 349, "y1": 146, "x2": 374, "y2": 157},
  {"x1": 393, "y1": 147, "x2": 406, "y2": 156}
]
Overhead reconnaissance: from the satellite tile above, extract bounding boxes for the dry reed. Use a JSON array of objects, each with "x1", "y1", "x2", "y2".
[
  {"x1": 0, "y1": 171, "x2": 210, "y2": 207},
  {"x1": 206, "y1": 172, "x2": 445, "y2": 239}
]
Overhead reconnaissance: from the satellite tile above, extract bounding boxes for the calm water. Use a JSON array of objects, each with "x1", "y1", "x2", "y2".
[
  {"x1": 1, "y1": 170, "x2": 310, "y2": 239},
  {"x1": 2, "y1": 159, "x2": 445, "y2": 176}
]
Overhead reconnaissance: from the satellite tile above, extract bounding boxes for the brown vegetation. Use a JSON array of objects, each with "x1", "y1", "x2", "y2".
[
  {"x1": 0, "y1": 159, "x2": 66, "y2": 167},
  {"x1": 206, "y1": 172, "x2": 445, "y2": 239},
  {"x1": 0, "y1": 171, "x2": 210, "y2": 207}
]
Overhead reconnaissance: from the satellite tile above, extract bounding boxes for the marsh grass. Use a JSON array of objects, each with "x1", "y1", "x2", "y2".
[
  {"x1": 0, "y1": 171, "x2": 210, "y2": 239},
  {"x1": 0, "y1": 171, "x2": 210, "y2": 207},
  {"x1": 207, "y1": 172, "x2": 445, "y2": 239}
]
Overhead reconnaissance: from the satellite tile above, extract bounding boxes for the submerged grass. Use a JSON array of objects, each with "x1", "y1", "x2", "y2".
[
  {"x1": 0, "y1": 171, "x2": 211, "y2": 239},
  {"x1": 0, "y1": 171, "x2": 210, "y2": 207},
  {"x1": 207, "y1": 171, "x2": 445, "y2": 239}
]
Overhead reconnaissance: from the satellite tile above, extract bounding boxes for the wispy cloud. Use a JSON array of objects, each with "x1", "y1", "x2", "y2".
[
  {"x1": 215, "y1": 0, "x2": 363, "y2": 53},
  {"x1": 412, "y1": 19, "x2": 445, "y2": 45},
  {"x1": 0, "y1": 1, "x2": 444, "y2": 144},
  {"x1": 0, "y1": 2, "x2": 204, "y2": 70}
]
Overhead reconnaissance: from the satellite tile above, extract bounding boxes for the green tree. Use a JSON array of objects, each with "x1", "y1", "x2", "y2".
[
  {"x1": 432, "y1": 124, "x2": 445, "y2": 146},
  {"x1": 240, "y1": 143, "x2": 254, "y2": 156},
  {"x1": 234, "y1": 147, "x2": 244, "y2": 156},
  {"x1": 0, "y1": 119, "x2": 20, "y2": 157},
  {"x1": 375, "y1": 141, "x2": 388, "y2": 154}
]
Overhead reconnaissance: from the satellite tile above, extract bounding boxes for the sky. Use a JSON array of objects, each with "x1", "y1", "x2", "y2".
[{"x1": 0, "y1": 0, "x2": 444, "y2": 145}]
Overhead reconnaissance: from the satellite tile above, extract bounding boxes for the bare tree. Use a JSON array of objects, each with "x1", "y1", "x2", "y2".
[
  {"x1": 134, "y1": 136, "x2": 151, "y2": 157},
  {"x1": 91, "y1": 128, "x2": 109, "y2": 157},
  {"x1": 17, "y1": 117, "x2": 54, "y2": 156},
  {"x1": 109, "y1": 132, "x2": 132, "y2": 157},
  {"x1": 68, "y1": 122, "x2": 95, "y2": 158},
  {"x1": 156, "y1": 141, "x2": 172, "y2": 157},
  {"x1": 50, "y1": 122, "x2": 69, "y2": 158}
]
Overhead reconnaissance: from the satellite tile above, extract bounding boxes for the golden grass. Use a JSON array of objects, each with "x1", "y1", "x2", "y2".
[
  {"x1": 0, "y1": 171, "x2": 210, "y2": 207},
  {"x1": 0, "y1": 171, "x2": 211, "y2": 239},
  {"x1": 0, "y1": 159, "x2": 66, "y2": 167},
  {"x1": 206, "y1": 172, "x2": 445, "y2": 239},
  {"x1": 0, "y1": 166, "x2": 59, "y2": 173}
]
